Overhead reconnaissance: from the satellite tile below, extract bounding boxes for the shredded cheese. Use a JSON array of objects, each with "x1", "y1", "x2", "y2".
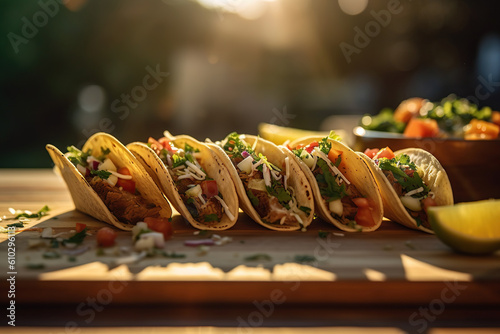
[{"x1": 214, "y1": 195, "x2": 235, "y2": 221}]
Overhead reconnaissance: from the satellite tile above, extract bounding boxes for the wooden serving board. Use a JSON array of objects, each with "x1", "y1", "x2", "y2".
[{"x1": 1, "y1": 169, "x2": 499, "y2": 307}]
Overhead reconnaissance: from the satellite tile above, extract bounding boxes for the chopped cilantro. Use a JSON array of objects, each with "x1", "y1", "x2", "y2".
[
  {"x1": 294, "y1": 254, "x2": 316, "y2": 263},
  {"x1": 66, "y1": 146, "x2": 91, "y2": 167},
  {"x1": 26, "y1": 263, "x2": 45, "y2": 270},
  {"x1": 204, "y1": 214, "x2": 219, "y2": 222},
  {"x1": 7, "y1": 222, "x2": 24, "y2": 228},
  {"x1": 161, "y1": 251, "x2": 186, "y2": 259},
  {"x1": 50, "y1": 239, "x2": 59, "y2": 248},
  {"x1": 184, "y1": 143, "x2": 200, "y2": 153},
  {"x1": 43, "y1": 251, "x2": 61, "y2": 259},
  {"x1": 315, "y1": 159, "x2": 347, "y2": 201},
  {"x1": 63, "y1": 228, "x2": 88, "y2": 245},
  {"x1": 90, "y1": 169, "x2": 112, "y2": 180},
  {"x1": 266, "y1": 182, "x2": 292, "y2": 209},
  {"x1": 5, "y1": 205, "x2": 51, "y2": 221},
  {"x1": 222, "y1": 132, "x2": 254, "y2": 159},
  {"x1": 246, "y1": 189, "x2": 260, "y2": 208},
  {"x1": 244, "y1": 253, "x2": 272, "y2": 261},
  {"x1": 319, "y1": 137, "x2": 332, "y2": 155},
  {"x1": 377, "y1": 154, "x2": 429, "y2": 196},
  {"x1": 318, "y1": 231, "x2": 329, "y2": 239},
  {"x1": 299, "y1": 206, "x2": 311, "y2": 216}
]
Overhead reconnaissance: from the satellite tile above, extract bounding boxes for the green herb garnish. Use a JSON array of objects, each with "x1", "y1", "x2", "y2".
[
  {"x1": 4, "y1": 205, "x2": 51, "y2": 221},
  {"x1": 315, "y1": 159, "x2": 347, "y2": 201},
  {"x1": 63, "y1": 228, "x2": 88, "y2": 245},
  {"x1": 66, "y1": 146, "x2": 91, "y2": 167},
  {"x1": 90, "y1": 169, "x2": 112, "y2": 180},
  {"x1": 377, "y1": 154, "x2": 429, "y2": 196},
  {"x1": 204, "y1": 214, "x2": 219, "y2": 222},
  {"x1": 7, "y1": 222, "x2": 24, "y2": 228},
  {"x1": 294, "y1": 254, "x2": 316, "y2": 263},
  {"x1": 161, "y1": 251, "x2": 186, "y2": 259},
  {"x1": 299, "y1": 206, "x2": 312, "y2": 216},
  {"x1": 246, "y1": 189, "x2": 260, "y2": 208},
  {"x1": 43, "y1": 251, "x2": 61, "y2": 259},
  {"x1": 318, "y1": 231, "x2": 329, "y2": 239},
  {"x1": 244, "y1": 253, "x2": 272, "y2": 261}
]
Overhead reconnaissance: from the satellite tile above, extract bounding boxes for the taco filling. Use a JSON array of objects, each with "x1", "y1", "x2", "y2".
[
  {"x1": 65, "y1": 146, "x2": 161, "y2": 224},
  {"x1": 220, "y1": 133, "x2": 311, "y2": 228},
  {"x1": 291, "y1": 137, "x2": 375, "y2": 229},
  {"x1": 364, "y1": 147, "x2": 437, "y2": 229},
  {"x1": 147, "y1": 137, "x2": 233, "y2": 226}
]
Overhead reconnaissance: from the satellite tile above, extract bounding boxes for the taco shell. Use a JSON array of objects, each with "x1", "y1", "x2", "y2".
[
  {"x1": 46, "y1": 132, "x2": 172, "y2": 230},
  {"x1": 207, "y1": 134, "x2": 315, "y2": 231},
  {"x1": 285, "y1": 136, "x2": 383, "y2": 232},
  {"x1": 127, "y1": 133, "x2": 239, "y2": 230},
  {"x1": 359, "y1": 148, "x2": 454, "y2": 233}
]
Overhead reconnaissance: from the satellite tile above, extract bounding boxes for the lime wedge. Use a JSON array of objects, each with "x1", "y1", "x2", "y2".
[
  {"x1": 258, "y1": 123, "x2": 341, "y2": 145},
  {"x1": 428, "y1": 199, "x2": 500, "y2": 255}
]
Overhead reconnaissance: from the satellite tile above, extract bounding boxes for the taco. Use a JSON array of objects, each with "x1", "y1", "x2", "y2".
[
  {"x1": 359, "y1": 147, "x2": 454, "y2": 233},
  {"x1": 283, "y1": 134, "x2": 383, "y2": 232},
  {"x1": 207, "y1": 133, "x2": 314, "y2": 231},
  {"x1": 127, "y1": 132, "x2": 238, "y2": 230},
  {"x1": 46, "y1": 132, "x2": 172, "y2": 231}
]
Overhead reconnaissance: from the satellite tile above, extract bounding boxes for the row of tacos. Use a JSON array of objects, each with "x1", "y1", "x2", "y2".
[{"x1": 46, "y1": 131, "x2": 453, "y2": 233}]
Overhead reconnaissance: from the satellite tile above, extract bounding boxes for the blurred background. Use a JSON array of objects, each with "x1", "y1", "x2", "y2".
[{"x1": 1, "y1": 0, "x2": 500, "y2": 167}]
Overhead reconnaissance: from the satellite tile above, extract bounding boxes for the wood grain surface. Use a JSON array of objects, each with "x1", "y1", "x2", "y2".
[{"x1": 1, "y1": 169, "x2": 499, "y2": 330}]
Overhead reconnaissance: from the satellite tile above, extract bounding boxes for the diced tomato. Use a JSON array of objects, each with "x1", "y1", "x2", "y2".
[
  {"x1": 147, "y1": 137, "x2": 163, "y2": 154},
  {"x1": 305, "y1": 141, "x2": 319, "y2": 153},
  {"x1": 352, "y1": 197, "x2": 370, "y2": 208},
  {"x1": 492, "y1": 111, "x2": 500, "y2": 127},
  {"x1": 75, "y1": 223, "x2": 86, "y2": 233},
  {"x1": 394, "y1": 97, "x2": 424, "y2": 123},
  {"x1": 158, "y1": 137, "x2": 176, "y2": 152},
  {"x1": 354, "y1": 206, "x2": 376, "y2": 227},
  {"x1": 422, "y1": 197, "x2": 437, "y2": 213},
  {"x1": 327, "y1": 148, "x2": 345, "y2": 170},
  {"x1": 363, "y1": 148, "x2": 379, "y2": 159},
  {"x1": 96, "y1": 227, "x2": 117, "y2": 247},
  {"x1": 352, "y1": 197, "x2": 375, "y2": 227},
  {"x1": 464, "y1": 119, "x2": 499, "y2": 140},
  {"x1": 116, "y1": 167, "x2": 136, "y2": 193},
  {"x1": 144, "y1": 217, "x2": 173, "y2": 240},
  {"x1": 373, "y1": 147, "x2": 395, "y2": 160},
  {"x1": 201, "y1": 180, "x2": 218, "y2": 198},
  {"x1": 403, "y1": 118, "x2": 439, "y2": 138},
  {"x1": 294, "y1": 144, "x2": 305, "y2": 150}
]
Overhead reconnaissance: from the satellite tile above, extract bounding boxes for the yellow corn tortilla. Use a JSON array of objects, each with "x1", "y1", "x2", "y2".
[
  {"x1": 285, "y1": 136, "x2": 383, "y2": 232},
  {"x1": 207, "y1": 134, "x2": 315, "y2": 231},
  {"x1": 46, "y1": 132, "x2": 172, "y2": 230},
  {"x1": 127, "y1": 132, "x2": 239, "y2": 230},
  {"x1": 359, "y1": 148, "x2": 454, "y2": 233}
]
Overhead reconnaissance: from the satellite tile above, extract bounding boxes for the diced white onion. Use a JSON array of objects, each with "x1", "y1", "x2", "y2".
[
  {"x1": 237, "y1": 155, "x2": 254, "y2": 174},
  {"x1": 328, "y1": 199, "x2": 343, "y2": 216},
  {"x1": 98, "y1": 158, "x2": 117, "y2": 172},
  {"x1": 400, "y1": 196, "x2": 422, "y2": 211},
  {"x1": 106, "y1": 174, "x2": 118, "y2": 187}
]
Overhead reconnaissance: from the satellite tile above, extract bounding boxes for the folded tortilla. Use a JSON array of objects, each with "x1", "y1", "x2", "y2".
[
  {"x1": 207, "y1": 134, "x2": 315, "y2": 231},
  {"x1": 127, "y1": 132, "x2": 239, "y2": 230},
  {"x1": 46, "y1": 132, "x2": 172, "y2": 230},
  {"x1": 284, "y1": 136, "x2": 384, "y2": 232},
  {"x1": 359, "y1": 148, "x2": 454, "y2": 233}
]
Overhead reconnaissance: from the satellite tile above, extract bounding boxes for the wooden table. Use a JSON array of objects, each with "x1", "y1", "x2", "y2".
[{"x1": 1, "y1": 169, "x2": 499, "y2": 332}]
